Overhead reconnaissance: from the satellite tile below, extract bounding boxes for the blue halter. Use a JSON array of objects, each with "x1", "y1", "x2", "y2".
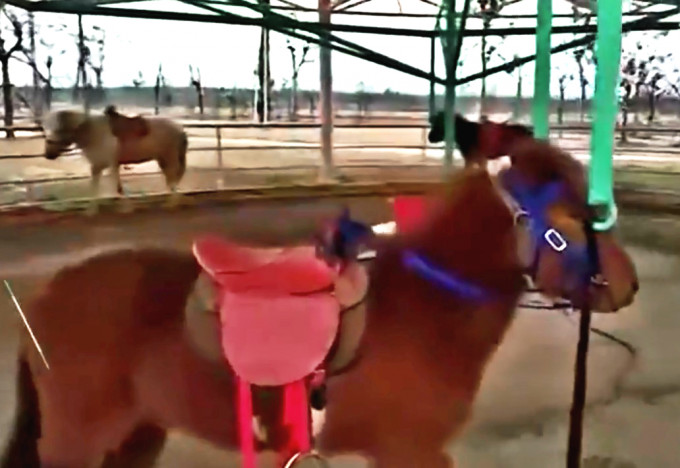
[
  {"x1": 501, "y1": 170, "x2": 592, "y2": 280},
  {"x1": 401, "y1": 172, "x2": 593, "y2": 302}
]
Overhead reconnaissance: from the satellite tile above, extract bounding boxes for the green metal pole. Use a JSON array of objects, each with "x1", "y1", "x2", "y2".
[
  {"x1": 429, "y1": 20, "x2": 437, "y2": 119},
  {"x1": 532, "y1": 0, "x2": 552, "y2": 139},
  {"x1": 567, "y1": 7, "x2": 623, "y2": 468},
  {"x1": 588, "y1": 0, "x2": 623, "y2": 230},
  {"x1": 442, "y1": 0, "x2": 457, "y2": 172}
]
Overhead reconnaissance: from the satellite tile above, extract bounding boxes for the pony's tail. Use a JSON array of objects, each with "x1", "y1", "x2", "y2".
[{"x1": 0, "y1": 351, "x2": 41, "y2": 468}]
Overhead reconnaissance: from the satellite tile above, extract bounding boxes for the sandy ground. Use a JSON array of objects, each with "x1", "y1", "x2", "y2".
[{"x1": 0, "y1": 195, "x2": 678, "y2": 467}]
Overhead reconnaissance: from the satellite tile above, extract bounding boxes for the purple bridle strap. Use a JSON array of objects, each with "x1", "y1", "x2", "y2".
[{"x1": 402, "y1": 250, "x2": 491, "y2": 302}]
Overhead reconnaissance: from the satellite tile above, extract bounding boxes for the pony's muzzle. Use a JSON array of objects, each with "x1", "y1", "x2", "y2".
[{"x1": 44, "y1": 140, "x2": 65, "y2": 160}]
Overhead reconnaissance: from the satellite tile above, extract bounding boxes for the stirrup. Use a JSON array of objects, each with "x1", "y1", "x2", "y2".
[{"x1": 282, "y1": 450, "x2": 330, "y2": 468}]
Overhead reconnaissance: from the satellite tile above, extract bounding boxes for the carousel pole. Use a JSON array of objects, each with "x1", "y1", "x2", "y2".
[
  {"x1": 588, "y1": 0, "x2": 622, "y2": 230},
  {"x1": 429, "y1": 19, "x2": 437, "y2": 120},
  {"x1": 532, "y1": 0, "x2": 552, "y2": 139},
  {"x1": 442, "y1": 0, "x2": 458, "y2": 172},
  {"x1": 318, "y1": 0, "x2": 334, "y2": 181},
  {"x1": 566, "y1": 2, "x2": 623, "y2": 467}
]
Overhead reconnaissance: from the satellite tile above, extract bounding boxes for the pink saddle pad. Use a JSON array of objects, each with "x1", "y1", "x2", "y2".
[
  {"x1": 192, "y1": 235, "x2": 342, "y2": 386},
  {"x1": 220, "y1": 291, "x2": 340, "y2": 386},
  {"x1": 193, "y1": 236, "x2": 335, "y2": 294}
]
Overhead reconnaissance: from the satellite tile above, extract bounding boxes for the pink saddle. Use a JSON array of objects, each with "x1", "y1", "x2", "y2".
[{"x1": 192, "y1": 235, "x2": 341, "y2": 386}]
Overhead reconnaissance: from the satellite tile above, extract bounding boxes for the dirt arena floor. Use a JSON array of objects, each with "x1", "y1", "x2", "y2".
[{"x1": 0, "y1": 195, "x2": 678, "y2": 468}]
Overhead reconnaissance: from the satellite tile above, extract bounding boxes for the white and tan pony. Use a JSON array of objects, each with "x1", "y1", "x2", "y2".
[{"x1": 42, "y1": 106, "x2": 188, "y2": 214}]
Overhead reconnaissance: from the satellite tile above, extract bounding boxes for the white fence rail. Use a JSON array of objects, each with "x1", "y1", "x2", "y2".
[{"x1": 1, "y1": 121, "x2": 679, "y2": 207}]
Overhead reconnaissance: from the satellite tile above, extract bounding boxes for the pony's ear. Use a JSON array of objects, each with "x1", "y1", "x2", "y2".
[{"x1": 453, "y1": 114, "x2": 481, "y2": 156}]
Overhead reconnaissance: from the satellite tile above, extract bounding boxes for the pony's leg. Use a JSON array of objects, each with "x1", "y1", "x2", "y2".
[
  {"x1": 159, "y1": 160, "x2": 183, "y2": 209},
  {"x1": 112, "y1": 165, "x2": 134, "y2": 213},
  {"x1": 164, "y1": 180, "x2": 182, "y2": 209},
  {"x1": 101, "y1": 424, "x2": 167, "y2": 468},
  {"x1": 86, "y1": 167, "x2": 103, "y2": 216}
]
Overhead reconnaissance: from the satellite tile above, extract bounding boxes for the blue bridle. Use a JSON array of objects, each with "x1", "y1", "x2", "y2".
[
  {"x1": 501, "y1": 170, "x2": 592, "y2": 281},
  {"x1": 401, "y1": 172, "x2": 594, "y2": 302},
  {"x1": 320, "y1": 187, "x2": 596, "y2": 304}
]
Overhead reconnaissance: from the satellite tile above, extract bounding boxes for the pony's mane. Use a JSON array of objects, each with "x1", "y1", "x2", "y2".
[
  {"x1": 371, "y1": 168, "x2": 524, "y2": 309},
  {"x1": 507, "y1": 138, "x2": 588, "y2": 209}
]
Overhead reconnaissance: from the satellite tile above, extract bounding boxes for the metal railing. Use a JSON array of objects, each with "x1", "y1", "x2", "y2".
[{"x1": 1, "y1": 121, "x2": 680, "y2": 208}]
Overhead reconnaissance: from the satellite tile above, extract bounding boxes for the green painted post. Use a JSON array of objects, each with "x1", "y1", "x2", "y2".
[
  {"x1": 589, "y1": 0, "x2": 623, "y2": 230},
  {"x1": 532, "y1": 0, "x2": 552, "y2": 139}
]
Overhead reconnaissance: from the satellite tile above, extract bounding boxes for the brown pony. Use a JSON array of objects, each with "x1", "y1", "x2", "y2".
[
  {"x1": 2, "y1": 130, "x2": 638, "y2": 467},
  {"x1": 428, "y1": 111, "x2": 533, "y2": 168},
  {"x1": 42, "y1": 107, "x2": 188, "y2": 215}
]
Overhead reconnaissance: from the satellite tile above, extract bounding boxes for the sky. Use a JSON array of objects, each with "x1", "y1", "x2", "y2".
[{"x1": 5, "y1": 0, "x2": 680, "y2": 98}]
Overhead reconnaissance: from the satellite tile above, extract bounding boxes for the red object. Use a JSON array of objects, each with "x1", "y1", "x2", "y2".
[
  {"x1": 392, "y1": 196, "x2": 431, "y2": 234},
  {"x1": 192, "y1": 236, "x2": 338, "y2": 468},
  {"x1": 237, "y1": 376, "x2": 256, "y2": 468},
  {"x1": 282, "y1": 379, "x2": 312, "y2": 457}
]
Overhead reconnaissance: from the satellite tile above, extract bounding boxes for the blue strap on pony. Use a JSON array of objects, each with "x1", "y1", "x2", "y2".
[
  {"x1": 402, "y1": 251, "x2": 491, "y2": 301},
  {"x1": 317, "y1": 209, "x2": 374, "y2": 264},
  {"x1": 500, "y1": 169, "x2": 592, "y2": 280}
]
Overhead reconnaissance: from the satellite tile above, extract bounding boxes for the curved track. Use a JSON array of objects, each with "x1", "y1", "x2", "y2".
[{"x1": 0, "y1": 199, "x2": 678, "y2": 467}]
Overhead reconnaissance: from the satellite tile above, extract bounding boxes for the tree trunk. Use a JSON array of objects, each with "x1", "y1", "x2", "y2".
[
  {"x1": 291, "y1": 75, "x2": 299, "y2": 121},
  {"x1": 308, "y1": 93, "x2": 316, "y2": 116},
  {"x1": 45, "y1": 61, "x2": 53, "y2": 111},
  {"x1": 256, "y1": 0, "x2": 271, "y2": 123},
  {"x1": 73, "y1": 14, "x2": 85, "y2": 102},
  {"x1": 621, "y1": 94, "x2": 631, "y2": 143},
  {"x1": 577, "y1": 61, "x2": 586, "y2": 122},
  {"x1": 28, "y1": 12, "x2": 41, "y2": 118},
  {"x1": 513, "y1": 65, "x2": 522, "y2": 120},
  {"x1": 196, "y1": 87, "x2": 204, "y2": 115},
  {"x1": 154, "y1": 84, "x2": 160, "y2": 115},
  {"x1": 558, "y1": 85, "x2": 565, "y2": 137},
  {"x1": 648, "y1": 92, "x2": 656, "y2": 123},
  {"x1": 1, "y1": 58, "x2": 15, "y2": 139},
  {"x1": 480, "y1": 36, "x2": 488, "y2": 117}
]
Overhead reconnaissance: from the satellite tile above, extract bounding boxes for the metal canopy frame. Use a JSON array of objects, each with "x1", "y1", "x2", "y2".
[
  {"x1": 4, "y1": 0, "x2": 678, "y2": 88},
  {"x1": 3, "y1": 0, "x2": 678, "y2": 177}
]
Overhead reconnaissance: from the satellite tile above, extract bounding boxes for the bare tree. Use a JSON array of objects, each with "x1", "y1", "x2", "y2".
[
  {"x1": 154, "y1": 64, "x2": 165, "y2": 115},
  {"x1": 475, "y1": 0, "x2": 517, "y2": 117},
  {"x1": 618, "y1": 34, "x2": 672, "y2": 142},
  {"x1": 14, "y1": 21, "x2": 65, "y2": 117},
  {"x1": 557, "y1": 72, "x2": 574, "y2": 134},
  {"x1": 305, "y1": 90, "x2": 316, "y2": 117},
  {"x1": 87, "y1": 26, "x2": 105, "y2": 104},
  {"x1": 286, "y1": 40, "x2": 314, "y2": 121},
  {"x1": 189, "y1": 65, "x2": 204, "y2": 116},
  {"x1": 355, "y1": 81, "x2": 372, "y2": 117},
  {"x1": 256, "y1": 0, "x2": 272, "y2": 123},
  {"x1": 0, "y1": 5, "x2": 25, "y2": 138},
  {"x1": 72, "y1": 14, "x2": 91, "y2": 111},
  {"x1": 132, "y1": 70, "x2": 143, "y2": 88}
]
